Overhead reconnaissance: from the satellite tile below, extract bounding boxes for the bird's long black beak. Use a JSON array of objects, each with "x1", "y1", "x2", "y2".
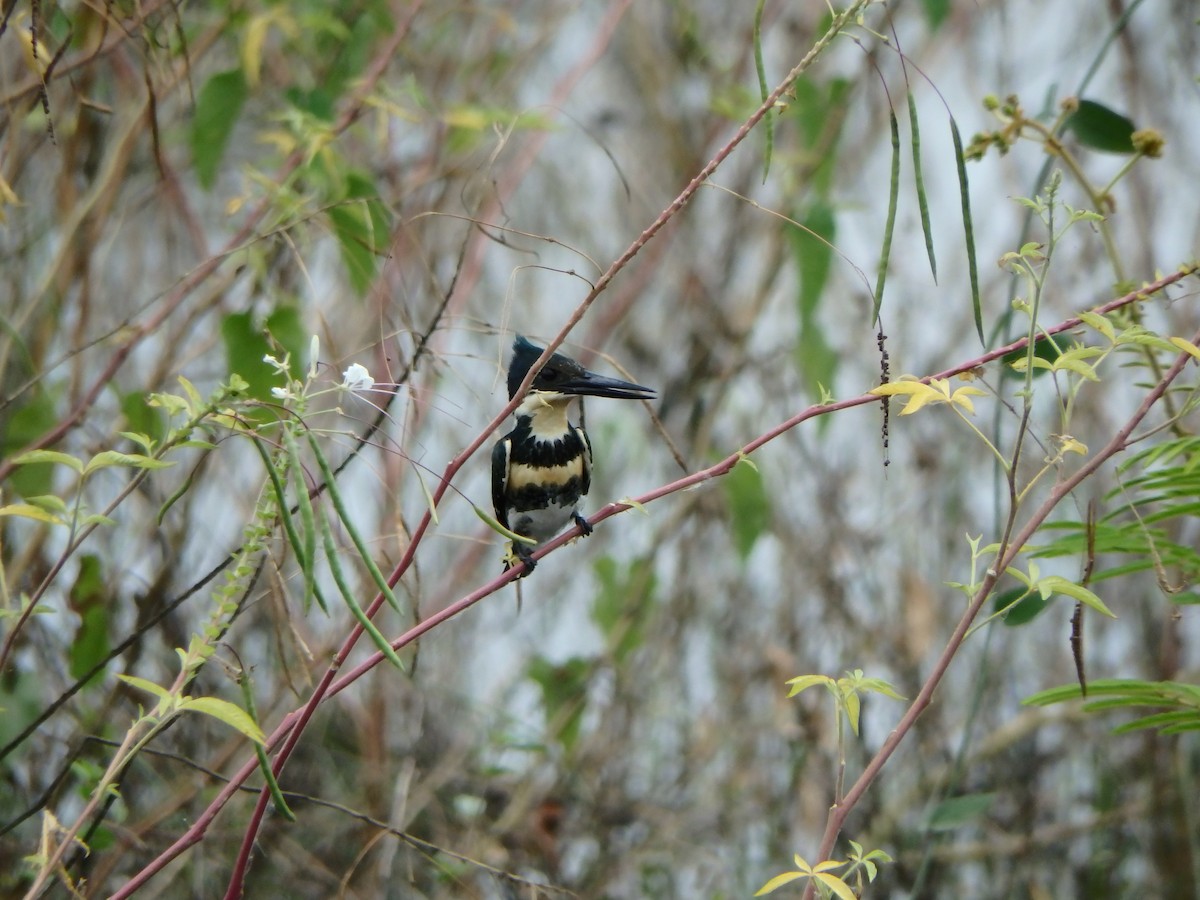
[{"x1": 557, "y1": 370, "x2": 655, "y2": 401}]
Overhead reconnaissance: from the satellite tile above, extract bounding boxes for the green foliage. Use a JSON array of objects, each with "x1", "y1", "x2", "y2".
[
  {"x1": 781, "y1": 74, "x2": 856, "y2": 395},
  {"x1": 1, "y1": 447, "x2": 173, "y2": 527},
  {"x1": 327, "y1": 171, "x2": 393, "y2": 297},
  {"x1": 990, "y1": 585, "x2": 1047, "y2": 626},
  {"x1": 528, "y1": 656, "x2": 590, "y2": 752},
  {"x1": 1025, "y1": 679, "x2": 1200, "y2": 736},
  {"x1": 1065, "y1": 99, "x2": 1137, "y2": 154},
  {"x1": 723, "y1": 455, "x2": 771, "y2": 560},
  {"x1": 591, "y1": 555, "x2": 656, "y2": 663},
  {"x1": 787, "y1": 669, "x2": 905, "y2": 739},
  {"x1": 177, "y1": 696, "x2": 267, "y2": 744},
  {"x1": 120, "y1": 390, "x2": 167, "y2": 445},
  {"x1": 220, "y1": 307, "x2": 307, "y2": 402},
  {"x1": 788, "y1": 78, "x2": 852, "y2": 196},
  {"x1": 1032, "y1": 435, "x2": 1200, "y2": 599},
  {"x1": 192, "y1": 68, "x2": 249, "y2": 190},
  {"x1": 68, "y1": 555, "x2": 109, "y2": 684},
  {"x1": 1000, "y1": 333, "x2": 1063, "y2": 377},
  {"x1": 757, "y1": 842, "x2": 893, "y2": 898},
  {"x1": 1002, "y1": 563, "x2": 1115, "y2": 618},
  {"x1": 925, "y1": 792, "x2": 997, "y2": 831},
  {"x1": 1, "y1": 389, "x2": 59, "y2": 498},
  {"x1": 790, "y1": 201, "x2": 839, "y2": 397},
  {"x1": 921, "y1": 0, "x2": 951, "y2": 28}
]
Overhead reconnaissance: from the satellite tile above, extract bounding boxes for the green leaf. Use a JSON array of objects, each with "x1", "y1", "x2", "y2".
[
  {"x1": 1002, "y1": 334, "x2": 1063, "y2": 379},
  {"x1": 117, "y1": 674, "x2": 173, "y2": 712},
  {"x1": 786, "y1": 674, "x2": 831, "y2": 696},
  {"x1": 13, "y1": 449, "x2": 84, "y2": 474},
  {"x1": 723, "y1": 456, "x2": 771, "y2": 560},
  {"x1": 527, "y1": 656, "x2": 590, "y2": 752},
  {"x1": 179, "y1": 696, "x2": 266, "y2": 744},
  {"x1": 926, "y1": 792, "x2": 996, "y2": 831},
  {"x1": 221, "y1": 308, "x2": 304, "y2": 402},
  {"x1": 26, "y1": 494, "x2": 68, "y2": 514},
  {"x1": 1078, "y1": 310, "x2": 1116, "y2": 344},
  {"x1": 83, "y1": 450, "x2": 174, "y2": 475},
  {"x1": 1065, "y1": 99, "x2": 1136, "y2": 154},
  {"x1": 265, "y1": 306, "x2": 308, "y2": 377},
  {"x1": 1048, "y1": 347, "x2": 1101, "y2": 382},
  {"x1": 147, "y1": 390, "x2": 189, "y2": 418},
  {"x1": 121, "y1": 391, "x2": 166, "y2": 445},
  {"x1": 790, "y1": 202, "x2": 839, "y2": 398},
  {"x1": 328, "y1": 171, "x2": 393, "y2": 296},
  {"x1": 1113, "y1": 710, "x2": 1200, "y2": 735},
  {"x1": 993, "y1": 585, "x2": 1047, "y2": 626},
  {"x1": 842, "y1": 687, "x2": 862, "y2": 735},
  {"x1": 793, "y1": 202, "x2": 836, "y2": 321},
  {"x1": 69, "y1": 556, "x2": 109, "y2": 683},
  {"x1": 474, "y1": 505, "x2": 537, "y2": 545},
  {"x1": 787, "y1": 78, "x2": 851, "y2": 196},
  {"x1": 591, "y1": 556, "x2": 655, "y2": 663},
  {"x1": 1038, "y1": 575, "x2": 1116, "y2": 618},
  {"x1": 1, "y1": 389, "x2": 59, "y2": 497},
  {"x1": 922, "y1": 0, "x2": 951, "y2": 28},
  {"x1": 1169, "y1": 336, "x2": 1200, "y2": 361},
  {"x1": 0, "y1": 503, "x2": 64, "y2": 525},
  {"x1": 119, "y1": 432, "x2": 156, "y2": 454},
  {"x1": 813, "y1": 872, "x2": 859, "y2": 900},
  {"x1": 191, "y1": 68, "x2": 249, "y2": 190},
  {"x1": 755, "y1": 871, "x2": 805, "y2": 895}
]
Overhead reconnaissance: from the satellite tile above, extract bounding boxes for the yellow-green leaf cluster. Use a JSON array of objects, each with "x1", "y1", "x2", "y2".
[{"x1": 870, "y1": 378, "x2": 986, "y2": 415}]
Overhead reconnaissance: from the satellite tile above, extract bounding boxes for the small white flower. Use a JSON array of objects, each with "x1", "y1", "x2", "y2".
[
  {"x1": 263, "y1": 354, "x2": 281, "y2": 367},
  {"x1": 271, "y1": 386, "x2": 296, "y2": 401},
  {"x1": 341, "y1": 363, "x2": 374, "y2": 393}
]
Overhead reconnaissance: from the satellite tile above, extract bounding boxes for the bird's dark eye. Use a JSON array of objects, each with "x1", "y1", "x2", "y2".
[{"x1": 541, "y1": 367, "x2": 560, "y2": 380}]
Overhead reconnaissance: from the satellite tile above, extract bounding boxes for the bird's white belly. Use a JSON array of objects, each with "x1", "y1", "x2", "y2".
[{"x1": 511, "y1": 497, "x2": 579, "y2": 543}]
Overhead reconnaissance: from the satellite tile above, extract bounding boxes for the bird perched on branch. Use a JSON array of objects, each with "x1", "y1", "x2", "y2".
[{"x1": 492, "y1": 336, "x2": 654, "y2": 575}]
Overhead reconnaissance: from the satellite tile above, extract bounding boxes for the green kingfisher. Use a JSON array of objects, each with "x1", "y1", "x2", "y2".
[{"x1": 492, "y1": 336, "x2": 655, "y2": 575}]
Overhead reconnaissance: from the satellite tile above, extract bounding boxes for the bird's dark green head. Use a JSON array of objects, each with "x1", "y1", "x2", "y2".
[{"x1": 506, "y1": 336, "x2": 655, "y2": 402}]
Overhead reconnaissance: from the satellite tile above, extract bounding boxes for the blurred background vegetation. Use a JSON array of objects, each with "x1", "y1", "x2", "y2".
[{"x1": 2, "y1": 0, "x2": 1199, "y2": 897}]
